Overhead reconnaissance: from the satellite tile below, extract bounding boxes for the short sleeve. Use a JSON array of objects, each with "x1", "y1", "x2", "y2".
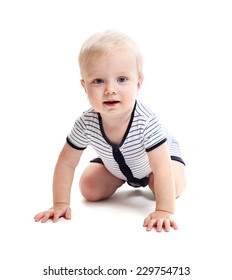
[
  {"x1": 143, "y1": 115, "x2": 167, "y2": 152},
  {"x1": 66, "y1": 115, "x2": 88, "y2": 150}
]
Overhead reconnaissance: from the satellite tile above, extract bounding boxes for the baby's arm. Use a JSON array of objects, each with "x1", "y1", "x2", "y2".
[
  {"x1": 143, "y1": 143, "x2": 177, "y2": 232},
  {"x1": 34, "y1": 143, "x2": 83, "y2": 223}
]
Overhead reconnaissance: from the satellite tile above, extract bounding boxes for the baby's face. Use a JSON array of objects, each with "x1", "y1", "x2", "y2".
[{"x1": 81, "y1": 50, "x2": 143, "y2": 118}]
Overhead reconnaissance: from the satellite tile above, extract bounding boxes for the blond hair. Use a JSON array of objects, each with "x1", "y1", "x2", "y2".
[{"x1": 78, "y1": 30, "x2": 143, "y2": 79}]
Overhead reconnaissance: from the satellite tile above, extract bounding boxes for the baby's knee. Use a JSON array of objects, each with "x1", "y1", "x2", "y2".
[
  {"x1": 175, "y1": 176, "x2": 187, "y2": 198},
  {"x1": 79, "y1": 175, "x2": 101, "y2": 202}
]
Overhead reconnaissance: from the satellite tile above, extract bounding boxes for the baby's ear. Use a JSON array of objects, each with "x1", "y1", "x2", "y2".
[
  {"x1": 80, "y1": 79, "x2": 86, "y2": 92},
  {"x1": 137, "y1": 76, "x2": 144, "y2": 89}
]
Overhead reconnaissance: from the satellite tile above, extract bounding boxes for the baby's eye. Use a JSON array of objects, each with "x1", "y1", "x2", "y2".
[
  {"x1": 117, "y1": 76, "x2": 128, "y2": 83},
  {"x1": 93, "y1": 78, "x2": 104, "y2": 84}
]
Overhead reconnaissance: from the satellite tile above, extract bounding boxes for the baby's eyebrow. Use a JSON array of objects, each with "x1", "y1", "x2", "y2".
[
  {"x1": 116, "y1": 71, "x2": 133, "y2": 76},
  {"x1": 85, "y1": 70, "x2": 102, "y2": 77},
  {"x1": 85, "y1": 75, "x2": 103, "y2": 82}
]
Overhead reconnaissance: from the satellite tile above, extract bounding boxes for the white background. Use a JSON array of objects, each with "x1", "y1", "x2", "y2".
[{"x1": 1, "y1": 0, "x2": 232, "y2": 279}]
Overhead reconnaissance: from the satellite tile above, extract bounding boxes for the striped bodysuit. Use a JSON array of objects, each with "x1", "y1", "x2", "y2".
[{"x1": 67, "y1": 100, "x2": 185, "y2": 187}]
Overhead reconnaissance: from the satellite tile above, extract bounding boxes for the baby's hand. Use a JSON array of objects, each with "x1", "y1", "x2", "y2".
[
  {"x1": 34, "y1": 204, "x2": 71, "y2": 223},
  {"x1": 143, "y1": 210, "x2": 178, "y2": 232}
]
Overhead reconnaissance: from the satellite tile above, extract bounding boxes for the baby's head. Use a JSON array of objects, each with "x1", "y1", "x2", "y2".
[{"x1": 78, "y1": 30, "x2": 143, "y2": 79}]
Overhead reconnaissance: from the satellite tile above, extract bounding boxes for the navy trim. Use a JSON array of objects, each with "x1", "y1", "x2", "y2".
[
  {"x1": 119, "y1": 102, "x2": 136, "y2": 147},
  {"x1": 112, "y1": 145, "x2": 148, "y2": 187},
  {"x1": 98, "y1": 101, "x2": 137, "y2": 147},
  {"x1": 112, "y1": 146, "x2": 134, "y2": 182},
  {"x1": 90, "y1": 157, "x2": 104, "y2": 164},
  {"x1": 66, "y1": 137, "x2": 86, "y2": 150},
  {"x1": 89, "y1": 155, "x2": 148, "y2": 188},
  {"x1": 171, "y1": 156, "x2": 186, "y2": 166},
  {"x1": 127, "y1": 177, "x2": 149, "y2": 188},
  {"x1": 145, "y1": 138, "x2": 167, "y2": 152}
]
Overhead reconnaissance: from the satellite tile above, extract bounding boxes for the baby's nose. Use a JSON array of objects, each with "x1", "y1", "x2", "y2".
[{"x1": 105, "y1": 83, "x2": 117, "y2": 95}]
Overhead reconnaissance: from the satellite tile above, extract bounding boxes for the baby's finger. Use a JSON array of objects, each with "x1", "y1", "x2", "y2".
[
  {"x1": 170, "y1": 219, "x2": 178, "y2": 230},
  {"x1": 34, "y1": 212, "x2": 45, "y2": 222},
  {"x1": 146, "y1": 218, "x2": 157, "y2": 231},
  {"x1": 65, "y1": 207, "x2": 71, "y2": 220},
  {"x1": 52, "y1": 211, "x2": 63, "y2": 223},
  {"x1": 41, "y1": 211, "x2": 54, "y2": 223},
  {"x1": 163, "y1": 219, "x2": 171, "y2": 232},
  {"x1": 155, "y1": 219, "x2": 164, "y2": 232},
  {"x1": 143, "y1": 215, "x2": 151, "y2": 227}
]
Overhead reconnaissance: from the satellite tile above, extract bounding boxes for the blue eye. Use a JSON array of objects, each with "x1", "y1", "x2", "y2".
[
  {"x1": 93, "y1": 79, "x2": 104, "y2": 84},
  {"x1": 117, "y1": 76, "x2": 128, "y2": 83}
]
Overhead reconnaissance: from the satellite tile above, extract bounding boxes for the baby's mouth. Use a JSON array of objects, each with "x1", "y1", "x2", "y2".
[{"x1": 103, "y1": 101, "x2": 120, "y2": 105}]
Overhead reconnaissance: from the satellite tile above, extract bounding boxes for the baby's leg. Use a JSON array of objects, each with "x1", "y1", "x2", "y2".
[
  {"x1": 79, "y1": 163, "x2": 124, "y2": 201},
  {"x1": 148, "y1": 160, "x2": 186, "y2": 198}
]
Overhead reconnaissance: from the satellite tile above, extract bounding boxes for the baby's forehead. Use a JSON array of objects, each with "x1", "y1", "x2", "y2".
[
  {"x1": 88, "y1": 48, "x2": 131, "y2": 60},
  {"x1": 87, "y1": 50, "x2": 137, "y2": 68},
  {"x1": 82, "y1": 56, "x2": 138, "y2": 80},
  {"x1": 80, "y1": 48, "x2": 141, "y2": 78}
]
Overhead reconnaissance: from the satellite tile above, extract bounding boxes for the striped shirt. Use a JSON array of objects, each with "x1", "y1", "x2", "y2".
[{"x1": 67, "y1": 100, "x2": 184, "y2": 182}]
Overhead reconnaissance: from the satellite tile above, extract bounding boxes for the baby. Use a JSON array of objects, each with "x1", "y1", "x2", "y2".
[{"x1": 34, "y1": 30, "x2": 186, "y2": 232}]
